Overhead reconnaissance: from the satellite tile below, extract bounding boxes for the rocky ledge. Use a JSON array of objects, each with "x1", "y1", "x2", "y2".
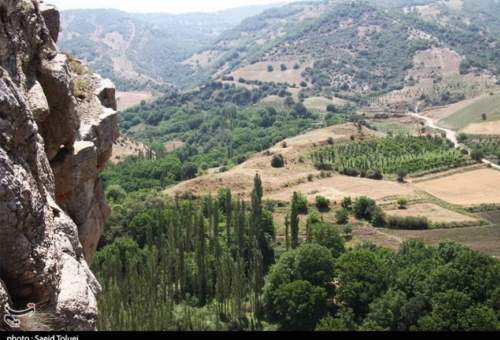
[{"x1": 0, "y1": 0, "x2": 118, "y2": 330}]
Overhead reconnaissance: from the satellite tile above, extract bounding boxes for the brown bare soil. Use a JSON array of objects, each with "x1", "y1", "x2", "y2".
[
  {"x1": 266, "y1": 176, "x2": 417, "y2": 204},
  {"x1": 110, "y1": 135, "x2": 150, "y2": 164},
  {"x1": 385, "y1": 203, "x2": 478, "y2": 224},
  {"x1": 116, "y1": 91, "x2": 153, "y2": 111},
  {"x1": 462, "y1": 120, "x2": 500, "y2": 135},
  {"x1": 415, "y1": 168, "x2": 500, "y2": 206}
]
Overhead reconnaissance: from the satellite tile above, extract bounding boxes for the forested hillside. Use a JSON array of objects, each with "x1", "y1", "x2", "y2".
[
  {"x1": 59, "y1": 5, "x2": 280, "y2": 90},
  {"x1": 192, "y1": 0, "x2": 500, "y2": 109}
]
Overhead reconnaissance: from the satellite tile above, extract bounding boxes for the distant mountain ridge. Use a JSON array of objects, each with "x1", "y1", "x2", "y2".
[
  {"x1": 60, "y1": 0, "x2": 500, "y2": 112},
  {"x1": 189, "y1": 0, "x2": 500, "y2": 110},
  {"x1": 59, "y1": 4, "x2": 286, "y2": 91}
]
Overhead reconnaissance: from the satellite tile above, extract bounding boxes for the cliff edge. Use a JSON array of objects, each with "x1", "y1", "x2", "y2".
[{"x1": 0, "y1": 0, "x2": 118, "y2": 330}]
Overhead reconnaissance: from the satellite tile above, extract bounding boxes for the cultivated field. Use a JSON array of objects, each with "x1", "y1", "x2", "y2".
[
  {"x1": 440, "y1": 94, "x2": 500, "y2": 130},
  {"x1": 385, "y1": 203, "x2": 479, "y2": 224},
  {"x1": 371, "y1": 116, "x2": 423, "y2": 136},
  {"x1": 382, "y1": 226, "x2": 500, "y2": 258},
  {"x1": 415, "y1": 168, "x2": 500, "y2": 206},
  {"x1": 421, "y1": 95, "x2": 489, "y2": 121}
]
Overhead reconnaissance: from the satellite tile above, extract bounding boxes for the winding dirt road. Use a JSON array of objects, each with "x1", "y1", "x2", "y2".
[{"x1": 409, "y1": 112, "x2": 500, "y2": 170}]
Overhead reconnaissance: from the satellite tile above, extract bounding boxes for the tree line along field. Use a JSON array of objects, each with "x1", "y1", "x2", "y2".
[
  {"x1": 463, "y1": 136, "x2": 500, "y2": 163},
  {"x1": 311, "y1": 135, "x2": 471, "y2": 176}
]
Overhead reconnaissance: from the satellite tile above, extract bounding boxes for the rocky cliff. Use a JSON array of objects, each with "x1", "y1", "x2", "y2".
[{"x1": 0, "y1": 0, "x2": 118, "y2": 330}]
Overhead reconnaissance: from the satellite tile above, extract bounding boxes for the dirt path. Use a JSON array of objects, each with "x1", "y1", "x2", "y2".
[{"x1": 410, "y1": 112, "x2": 500, "y2": 170}]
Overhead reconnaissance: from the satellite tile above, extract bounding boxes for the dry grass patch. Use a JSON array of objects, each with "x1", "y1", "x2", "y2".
[
  {"x1": 231, "y1": 60, "x2": 308, "y2": 85},
  {"x1": 415, "y1": 168, "x2": 500, "y2": 206},
  {"x1": 385, "y1": 203, "x2": 479, "y2": 224},
  {"x1": 266, "y1": 175, "x2": 418, "y2": 204},
  {"x1": 462, "y1": 120, "x2": 500, "y2": 136},
  {"x1": 116, "y1": 91, "x2": 153, "y2": 111},
  {"x1": 111, "y1": 136, "x2": 151, "y2": 164}
]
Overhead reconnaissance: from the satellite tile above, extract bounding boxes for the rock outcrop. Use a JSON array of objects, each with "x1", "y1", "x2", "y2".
[{"x1": 0, "y1": 0, "x2": 118, "y2": 331}]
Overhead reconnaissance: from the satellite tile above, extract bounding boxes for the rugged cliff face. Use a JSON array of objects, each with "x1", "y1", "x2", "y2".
[{"x1": 0, "y1": 0, "x2": 118, "y2": 331}]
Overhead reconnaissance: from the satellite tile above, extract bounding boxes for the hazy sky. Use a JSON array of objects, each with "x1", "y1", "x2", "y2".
[{"x1": 48, "y1": 0, "x2": 295, "y2": 14}]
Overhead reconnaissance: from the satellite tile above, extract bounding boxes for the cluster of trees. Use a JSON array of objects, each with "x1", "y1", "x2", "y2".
[
  {"x1": 312, "y1": 135, "x2": 471, "y2": 176},
  {"x1": 463, "y1": 136, "x2": 500, "y2": 165},
  {"x1": 97, "y1": 173, "x2": 500, "y2": 331},
  {"x1": 117, "y1": 97, "x2": 321, "y2": 175},
  {"x1": 96, "y1": 175, "x2": 276, "y2": 330}
]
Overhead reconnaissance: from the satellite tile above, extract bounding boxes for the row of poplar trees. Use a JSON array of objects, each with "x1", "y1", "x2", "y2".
[{"x1": 94, "y1": 175, "x2": 276, "y2": 330}]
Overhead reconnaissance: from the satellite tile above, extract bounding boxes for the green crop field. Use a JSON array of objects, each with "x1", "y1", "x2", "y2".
[
  {"x1": 312, "y1": 135, "x2": 470, "y2": 176},
  {"x1": 440, "y1": 94, "x2": 500, "y2": 130}
]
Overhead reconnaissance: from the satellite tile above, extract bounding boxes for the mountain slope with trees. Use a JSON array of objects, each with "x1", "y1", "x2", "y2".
[{"x1": 59, "y1": 5, "x2": 281, "y2": 90}]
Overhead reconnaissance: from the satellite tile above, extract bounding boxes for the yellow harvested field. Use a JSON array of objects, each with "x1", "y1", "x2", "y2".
[
  {"x1": 116, "y1": 91, "x2": 153, "y2": 111},
  {"x1": 415, "y1": 168, "x2": 500, "y2": 205},
  {"x1": 265, "y1": 175, "x2": 417, "y2": 203},
  {"x1": 462, "y1": 120, "x2": 500, "y2": 135},
  {"x1": 231, "y1": 61, "x2": 308, "y2": 85},
  {"x1": 385, "y1": 203, "x2": 478, "y2": 224}
]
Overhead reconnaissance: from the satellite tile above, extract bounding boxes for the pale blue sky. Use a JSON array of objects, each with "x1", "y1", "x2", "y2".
[{"x1": 48, "y1": 0, "x2": 296, "y2": 14}]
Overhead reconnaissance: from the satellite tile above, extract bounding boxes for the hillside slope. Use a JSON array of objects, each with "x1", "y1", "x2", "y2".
[
  {"x1": 59, "y1": 5, "x2": 283, "y2": 90},
  {"x1": 190, "y1": 0, "x2": 500, "y2": 110}
]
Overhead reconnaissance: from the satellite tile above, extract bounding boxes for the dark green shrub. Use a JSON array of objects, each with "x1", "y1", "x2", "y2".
[{"x1": 271, "y1": 154, "x2": 285, "y2": 168}]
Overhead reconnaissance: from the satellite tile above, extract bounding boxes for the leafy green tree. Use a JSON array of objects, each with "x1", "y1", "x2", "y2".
[
  {"x1": 353, "y1": 196, "x2": 376, "y2": 220},
  {"x1": 105, "y1": 185, "x2": 127, "y2": 203},
  {"x1": 397, "y1": 198, "x2": 408, "y2": 210},
  {"x1": 315, "y1": 308, "x2": 357, "y2": 331},
  {"x1": 311, "y1": 223, "x2": 345, "y2": 258},
  {"x1": 361, "y1": 290, "x2": 407, "y2": 331},
  {"x1": 181, "y1": 162, "x2": 198, "y2": 180},
  {"x1": 341, "y1": 197, "x2": 353, "y2": 211},
  {"x1": 315, "y1": 195, "x2": 330, "y2": 211},
  {"x1": 335, "y1": 208, "x2": 349, "y2": 225},
  {"x1": 336, "y1": 248, "x2": 391, "y2": 316},
  {"x1": 271, "y1": 154, "x2": 285, "y2": 168},
  {"x1": 290, "y1": 192, "x2": 301, "y2": 248},
  {"x1": 397, "y1": 169, "x2": 408, "y2": 183},
  {"x1": 294, "y1": 244, "x2": 335, "y2": 286},
  {"x1": 271, "y1": 280, "x2": 327, "y2": 330},
  {"x1": 371, "y1": 206, "x2": 387, "y2": 228}
]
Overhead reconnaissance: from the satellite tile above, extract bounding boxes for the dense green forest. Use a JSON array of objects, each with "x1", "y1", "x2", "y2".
[{"x1": 94, "y1": 176, "x2": 500, "y2": 331}]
